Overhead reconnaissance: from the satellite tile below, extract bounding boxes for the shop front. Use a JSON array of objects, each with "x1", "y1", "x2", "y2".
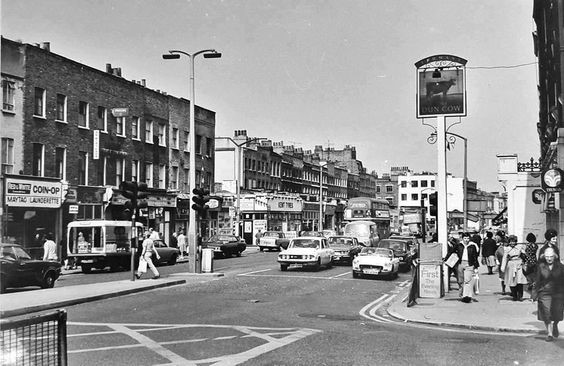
[
  {"x1": 3, "y1": 175, "x2": 64, "y2": 259},
  {"x1": 142, "y1": 191, "x2": 177, "y2": 245},
  {"x1": 266, "y1": 194, "x2": 303, "y2": 233},
  {"x1": 239, "y1": 195, "x2": 268, "y2": 244}
]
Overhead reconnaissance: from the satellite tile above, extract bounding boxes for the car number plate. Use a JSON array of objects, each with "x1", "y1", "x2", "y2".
[
  {"x1": 364, "y1": 268, "x2": 380, "y2": 274},
  {"x1": 81, "y1": 259, "x2": 94, "y2": 264}
]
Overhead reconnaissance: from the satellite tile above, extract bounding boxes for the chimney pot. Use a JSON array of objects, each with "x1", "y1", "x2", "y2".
[
  {"x1": 141, "y1": 79, "x2": 146, "y2": 87},
  {"x1": 106, "y1": 63, "x2": 112, "y2": 73},
  {"x1": 41, "y1": 42, "x2": 50, "y2": 51}
]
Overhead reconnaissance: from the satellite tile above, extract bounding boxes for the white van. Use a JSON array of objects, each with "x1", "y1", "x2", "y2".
[{"x1": 344, "y1": 220, "x2": 380, "y2": 247}]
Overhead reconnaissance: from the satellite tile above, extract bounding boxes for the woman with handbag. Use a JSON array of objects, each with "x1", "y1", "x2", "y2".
[
  {"x1": 523, "y1": 233, "x2": 538, "y2": 289},
  {"x1": 136, "y1": 231, "x2": 161, "y2": 280},
  {"x1": 535, "y1": 247, "x2": 564, "y2": 342}
]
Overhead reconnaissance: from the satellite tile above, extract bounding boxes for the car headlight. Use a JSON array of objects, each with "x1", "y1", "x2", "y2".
[{"x1": 383, "y1": 263, "x2": 392, "y2": 270}]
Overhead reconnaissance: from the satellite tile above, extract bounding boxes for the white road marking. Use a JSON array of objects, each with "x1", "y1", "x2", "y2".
[
  {"x1": 238, "y1": 268, "x2": 272, "y2": 276},
  {"x1": 68, "y1": 322, "x2": 321, "y2": 365},
  {"x1": 331, "y1": 271, "x2": 352, "y2": 278}
]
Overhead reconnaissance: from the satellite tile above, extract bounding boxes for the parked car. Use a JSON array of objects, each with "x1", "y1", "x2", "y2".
[
  {"x1": 150, "y1": 240, "x2": 181, "y2": 266},
  {"x1": 203, "y1": 235, "x2": 247, "y2": 257},
  {"x1": 376, "y1": 238, "x2": 413, "y2": 271},
  {"x1": 352, "y1": 247, "x2": 400, "y2": 279},
  {"x1": 259, "y1": 231, "x2": 290, "y2": 251},
  {"x1": 389, "y1": 234, "x2": 420, "y2": 252},
  {"x1": 0, "y1": 243, "x2": 62, "y2": 293},
  {"x1": 327, "y1": 236, "x2": 363, "y2": 264},
  {"x1": 277, "y1": 237, "x2": 333, "y2": 271}
]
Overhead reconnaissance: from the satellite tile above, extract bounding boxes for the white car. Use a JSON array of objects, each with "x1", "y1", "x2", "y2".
[
  {"x1": 277, "y1": 237, "x2": 334, "y2": 271},
  {"x1": 352, "y1": 247, "x2": 400, "y2": 279}
]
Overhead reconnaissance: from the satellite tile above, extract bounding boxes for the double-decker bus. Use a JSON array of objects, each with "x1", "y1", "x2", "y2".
[{"x1": 343, "y1": 197, "x2": 391, "y2": 242}]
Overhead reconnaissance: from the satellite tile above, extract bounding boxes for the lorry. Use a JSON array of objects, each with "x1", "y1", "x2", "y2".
[{"x1": 67, "y1": 220, "x2": 143, "y2": 273}]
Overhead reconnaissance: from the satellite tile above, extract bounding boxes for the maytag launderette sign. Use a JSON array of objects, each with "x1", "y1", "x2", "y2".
[
  {"x1": 415, "y1": 54, "x2": 467, "y2": 118},
  {"x1": 5, "y1": 177, "x2": 63, "y2": 208}
]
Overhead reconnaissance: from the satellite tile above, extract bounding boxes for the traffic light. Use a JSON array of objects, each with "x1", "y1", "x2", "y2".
[
  {"x1": 136, "y1": 182, "x2": 149, "y2": 215},
  {"x1": 192, "y1": 188, "x2": 210, "y2": 219},
  {"x1": 429, "y1": 192, "x2": 438, "y2": 217},
  {"x1": 119, "y1": 181, "x2": 150, "y2": 219}
]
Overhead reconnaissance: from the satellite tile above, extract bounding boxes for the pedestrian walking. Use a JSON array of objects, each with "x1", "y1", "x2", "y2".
[
  {"x1": 255, "y1": 230, "x2": 263, "y2": 246},
  {"x1": 42, "y1": 232, "x2": 58, "y2": 261},
  {"x1": 177, "y1": 229, "x2": 187, "y2": 258},
  {"x1": 454, "y1": 232, "x2": 480, "y2": 303},
  {"x1": 136, "y1": 231, "x2": 161, "y2": 279},
  {"x1": 534, "y1": 247, "x2": 564, "y2": 341},
  {"x1": 523, "y1": 232, "x2": 539, "y2": 290},
  {"x1": 481, "y1": 231, "x2": 498, "y2": 274},
  {"x1": 539, "y1": 229, "x2": 560, "y2": 259},
  {"x1": 501, "y1": 235, "x2": 528, "y2": 301}
]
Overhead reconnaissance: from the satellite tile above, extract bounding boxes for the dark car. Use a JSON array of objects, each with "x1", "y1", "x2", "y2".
[
  {"x1": 327, "y1": 236, "x2": 363, "y2": 264},
  {"x1": 203, "y1": 235, "x2": 247, "y2": 257},
  {"x1": 136, "y1": 239, "x2": 181, "y2": 266},
  {"x1": 376, "y1": 239, "x2": 413, "y2": 271},
  {"x1": 0, "y1": 243, "x2": 62, "y2": 293}
]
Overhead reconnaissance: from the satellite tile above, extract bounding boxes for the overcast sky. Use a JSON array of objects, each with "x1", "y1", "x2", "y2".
[{"x1": 2, "y1": 0, "x2": 539, "y2": 191}]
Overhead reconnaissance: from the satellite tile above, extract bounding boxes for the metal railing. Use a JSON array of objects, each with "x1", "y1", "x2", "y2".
[{"x1": 0, "y1": 310, "x2": 67, "y2": 366}]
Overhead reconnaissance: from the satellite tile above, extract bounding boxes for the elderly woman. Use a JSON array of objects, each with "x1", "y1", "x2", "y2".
[
  {"x1": 502, "y1": 235, "x2": 528, "y2": 301},
  {"x1": 535, "y1": 247, "x2": 564, "y2": 341}
]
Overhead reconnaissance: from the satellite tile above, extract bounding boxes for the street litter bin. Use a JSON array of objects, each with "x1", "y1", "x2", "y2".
[{"x1": 201, "y1": 248, "x2": 214, "y2": 273}]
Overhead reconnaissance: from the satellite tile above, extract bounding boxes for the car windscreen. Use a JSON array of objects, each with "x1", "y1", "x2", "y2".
[
  {"x1": 264, "y1": 232, "x2": 281, "y2": 238},
  {"x1": 359, "y1": 247, "x2": 392, "y2": 258},
  {"x1": 13, "y1": 246, "x2": 32, "y2": 260},
  {"x1": 328, "y1": 238, "x2": 354, "y2": 247},
  {"x1": 209, "y1": 235, "x2": 235, "y2": 242},
  {"x1": 378, "y1": 240, "x2": 407, "y2": 251},
  {"x1": 344, "y1": 223, "x2": 370, "y2": 236},
  {"x1": 291, "y1": 239, "x2": 319, "y2": 248}
]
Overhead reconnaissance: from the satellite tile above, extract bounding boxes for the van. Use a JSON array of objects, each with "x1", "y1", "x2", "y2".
[{"x1": 344, "y1": 221, "x2": 380, "y2": 247}]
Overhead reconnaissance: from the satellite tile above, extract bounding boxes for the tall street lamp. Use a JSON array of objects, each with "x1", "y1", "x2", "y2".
[
  {"x1": 215, "y1": 136, "x2": 265, "y2": 237},
  {"x1": 319, "y1": 161, "x2": 328, "y2": 231},
  {"x1": 163, "y1": 49, "x2": 221, "y2": 273}
]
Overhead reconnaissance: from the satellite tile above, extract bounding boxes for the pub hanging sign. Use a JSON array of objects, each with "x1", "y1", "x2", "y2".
[
  {"x1": 415, "y1": 54, "x2": 467, "y2": 118},
  {"x1": 541, "y1": 168, "x2": 564, "y2": 193}
]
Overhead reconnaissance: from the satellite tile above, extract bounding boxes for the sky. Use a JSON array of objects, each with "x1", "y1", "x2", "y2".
[{"x1": 2, "y1": 0, "x2": 539, "y2": 192}]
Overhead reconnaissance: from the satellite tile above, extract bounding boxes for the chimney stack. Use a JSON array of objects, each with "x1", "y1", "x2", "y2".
[{"x1": 41, "y1": 42, "x2": 50, "y2": 51}]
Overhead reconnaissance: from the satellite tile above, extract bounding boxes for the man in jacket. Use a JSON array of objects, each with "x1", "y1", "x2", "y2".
[{"x1": 455, "y1": 232, "x2": 480, "y2": 303}]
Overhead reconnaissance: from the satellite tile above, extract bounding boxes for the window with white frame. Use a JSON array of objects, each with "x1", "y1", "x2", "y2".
[
  {"x1": 172, "y1": 128, "x2": 179, "y2": 149},
  {"x1": 55, "y1": 147, "x2": 66, "y2": 180},
  {"x1": 97, "y1": 106, "x2": 107, "y2": 132},
  {"x1": 131, "y1": 117, "x2": 140, "y2": 140},
  {"x1": 78, "y1": 101, "x2": 89, "y2": 128},
  {"x1": 159, "y1": 164, "x2": 166, "y2": 189},
  {"x1": 171, "y1": 166, "x2": 178, "y2": 190},
  {"x1": 34, "y1": 87, "x2": 45, "y2": 117},
  {"x1": 56, "y1": 94, "x2": 67, "y2": 122},
  {"x1": 78, "y1": 151, "x2": 88, "y2": 185},
  {"x1": 1, "y1": 138, "x2": 14, "y2": 174},
  {"x1": 2, "y1": 80, "x2": 15, "y2": 111},
  {"x1": 145, "y1": 163, "x2": 153, "y2": 187},
  {"x1": 158, "y1": 124, "x2": 166, "y2": 146},
  {"x1": 32, "y1": 143, "x2": 44, "y2": 177},
  {"x1": 116, "y1": 158, "x2": 124, "y2": 186},
  {"x1": 116, "y1": 116, "x2": 125, "y2": 136},
  {"x1": 131, "y1": 160, "x2": 139, "y2": 181},
  {"x1": 145, "y1": 120, "x2": 153, "y2": 143},
  {"x1": 184, "y1": 131, "x2": 190, "y2": 151}
]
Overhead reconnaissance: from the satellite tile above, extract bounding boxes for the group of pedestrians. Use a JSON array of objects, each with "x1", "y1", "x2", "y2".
[{"x1": 446, "y1": 228, "x2": 564, "y2": 341}]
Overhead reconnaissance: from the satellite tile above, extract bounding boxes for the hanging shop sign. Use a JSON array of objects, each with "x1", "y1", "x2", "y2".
[
  {"x1": 415, "y1": 54, "x2": 467, "y2": 118},
  {"x1": 541, "y1": 168, "x2": 564, "y2": 193},
  {"x1": 5, "y1": 176, "x2": 63, "y2": 208}
]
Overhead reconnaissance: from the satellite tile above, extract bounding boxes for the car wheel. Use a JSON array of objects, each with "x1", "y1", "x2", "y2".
[
  {"x1": 314, "y1": 258, "x2": 321, "y2": 271},
  {"x1": 352, "y1": 272, "x2": 360, "y2": 279},
  {"x1": 168, "y1": 254, "x2": 178, "y2": 265},
  {"x1": 280, "y1": 264, "x2": 288, "y2": 271},
  {"x1": 81, "y1": 264, "x2": 92, "y2": 274},
  {"x1": 236, "y1": 251, "x2": 242, "y2": 257},
  {"x1": 259, "y1": 247, "x2": 264, "y2": 252},
  {"x1": 42, "y1": 272, "x2": 57, "y2": 289}
]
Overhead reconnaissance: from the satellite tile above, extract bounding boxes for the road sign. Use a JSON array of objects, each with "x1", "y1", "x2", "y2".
[
  {"x1": 111, "y1": 107, "x2": 129, "y2": 117},
  {"x1": 69, "y1": 204, "x2": 79, "y2": 214}
]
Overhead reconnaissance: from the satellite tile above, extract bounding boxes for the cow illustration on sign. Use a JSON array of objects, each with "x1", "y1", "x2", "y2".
[{"x1": 426, "y1": 78, "x2": 456, "y2": 105}]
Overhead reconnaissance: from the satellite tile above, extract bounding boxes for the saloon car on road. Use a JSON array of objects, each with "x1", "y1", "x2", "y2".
[
  {"x1": 376, "y1": 238, "x2": 413, "y2": 271},
  {"x1": 352, "y1": 247, "x2": 400, "y2": 279},
  {"x1": 258, "y1": 231, "x2": 290, "y2": 251},
  {"x1": 327, "y1": 236, "x2": 363, "y2": 264},
  {"x1": 278, "y1": 237, "x2": 333, "y2": 271},
  {"x1": 203, "y1": 235, "x2": 247, "y2": 258},
  {"x1": 142, "y1": 240, "x2": 181, "y2": 266},
  {"x1": 0, "y1": 243, "x2": 62, "y2": 293}
]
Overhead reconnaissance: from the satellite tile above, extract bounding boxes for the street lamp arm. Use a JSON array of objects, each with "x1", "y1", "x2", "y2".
[{"x1": 166, "y1": 49, "x2": 220, "y2": 58}]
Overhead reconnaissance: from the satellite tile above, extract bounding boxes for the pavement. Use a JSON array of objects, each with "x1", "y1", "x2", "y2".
[
  {"x1": 1, "y1": 248, "x2": 545, "y2": 334},
  {"x1": 387, "y1": 265, "x2": 544, "y2": 334}
]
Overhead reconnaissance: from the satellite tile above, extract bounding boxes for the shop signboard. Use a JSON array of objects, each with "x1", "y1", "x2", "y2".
[
  {"x1": 5, "y1": 177, "x2": 63, "y2": 208},
  {"x1": 267, "y1": 195, "x2": 303, "y2": 212}
]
